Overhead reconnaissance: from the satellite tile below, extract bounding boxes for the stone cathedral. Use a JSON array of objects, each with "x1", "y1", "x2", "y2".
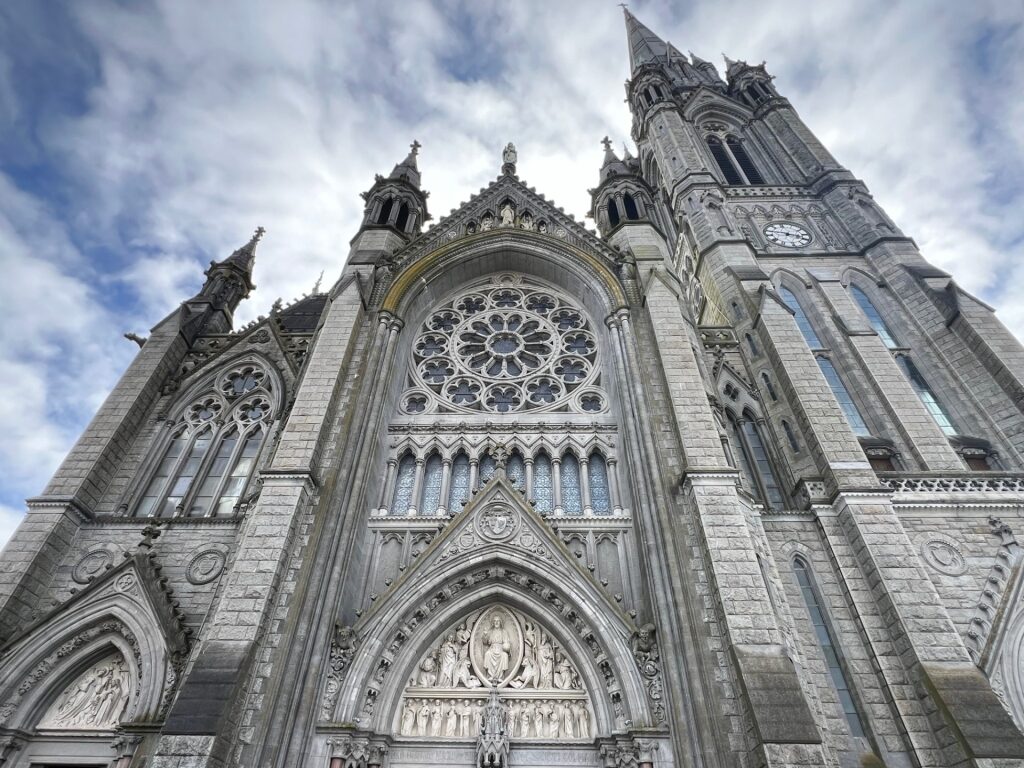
[{"x1": 5, "y1": 9, "x2": 1024, "y2": 768}]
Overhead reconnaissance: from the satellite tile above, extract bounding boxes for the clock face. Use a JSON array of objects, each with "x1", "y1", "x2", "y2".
[{"x1": 763, "y1": 223, "x2": 812, "y2": 248}]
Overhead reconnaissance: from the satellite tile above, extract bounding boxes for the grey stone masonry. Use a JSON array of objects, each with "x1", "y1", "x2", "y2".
[
  {"x1": 813, "y1": 276, "x2": 963, "y2": 471},
  {"x1": 0, "y1": 312, "x2": 188, "y2": 639}
]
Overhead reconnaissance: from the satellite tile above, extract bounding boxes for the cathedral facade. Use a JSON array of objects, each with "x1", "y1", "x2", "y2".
[{"x1": 3, "y1": 9, "x2": 1024, "y2": 768}]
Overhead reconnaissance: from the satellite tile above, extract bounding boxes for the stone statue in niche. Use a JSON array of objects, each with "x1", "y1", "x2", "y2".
[
  {"x1": 520, "y1": 212, "x2": 534, "y2": 231},
  {"x1": 39, "y1": 652, "x2": 130, "y2": 731},
  {"x1": 481, "y1": 212, "x2": 494, "y2": 231},
  {"x1": 500, "y1": 202, "x2": 515, "y2": 228}
]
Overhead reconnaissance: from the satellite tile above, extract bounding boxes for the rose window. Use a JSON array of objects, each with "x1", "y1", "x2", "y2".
[{"x1": 401, "y1": 275, "x2": 605, "y2": 414}]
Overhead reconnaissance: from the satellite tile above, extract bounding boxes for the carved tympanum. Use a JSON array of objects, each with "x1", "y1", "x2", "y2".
[
  {"x1": 37, "y1": 652, "x2": 130, "y2": 731},
  {"x1": 398, "y1": 605, "x2": 590, "y2": 740}
]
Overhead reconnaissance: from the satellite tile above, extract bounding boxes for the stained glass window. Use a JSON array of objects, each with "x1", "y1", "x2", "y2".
[
  {"x1": 816, "y1": 357, "x2": 870, "y2": 437},
  {"x1": 561, "y1": 454, "x2": 582, "y2": 515},
  {"x1": 589, "y1": 453, "x2": 611, "y2": 514},
  {"x1": 533, "y1": 453, "x2": 553, "y2": 513},
  {"x1": 214, "y1": 430, "x2": 262, "y2": 516},
  {"x1": 507, "y1": 452, "x2": 526, "y2": 492},
  {"x1": 391, "y1": 455, "x2": 416, "y2": 514},
  {"x1": 850, "y1": 286, "x2": 898, "y2": 349},
  {"x1": 741, "y1": 420, "x2": 785, "y2": 509},
  {"x1": 165, "y1": 431, "x2": 212, "y2": 515},
  {"x1": 420, "y1": 454, "x2": 443, "y2": 515},
  {"x1": 778, "y1": 287, "x2": 823, "y2": 349},
  {"x1": 793, "y1": 557, "x2": 867, "y2": 738},
  {"x1": 478, "y1": 455, "x2": 496, "y2": 487},
  {"x1": 896, "y1": 356, "x2": 956, "y2": 436},
  {"x1": 449, "y1": 453, "x2": 471, "y2": 512},
  {"x1": 188, "y1": 430, "x2": 238, "y2": 517},
  {"x1": 137, "y1": 433, "x2": 187, "y2": 517}
]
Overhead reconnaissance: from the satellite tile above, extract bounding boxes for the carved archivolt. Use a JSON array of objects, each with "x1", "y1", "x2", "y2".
[{"x1": 396, "y1": 604, "x2": 592, "y2": 741}]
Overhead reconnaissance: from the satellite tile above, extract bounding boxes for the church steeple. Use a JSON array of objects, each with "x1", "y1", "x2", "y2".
[
  {"x1": 623, "y1": 7, "x2": 670, "y2": 74},
  {"x1": 358, "y1": 140, "x2": 431, "y2": 240}
]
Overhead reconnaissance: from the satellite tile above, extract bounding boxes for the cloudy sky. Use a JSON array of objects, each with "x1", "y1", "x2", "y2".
[{"x1": 0, "y1": 0, "x2": 1022, "y2": 545}]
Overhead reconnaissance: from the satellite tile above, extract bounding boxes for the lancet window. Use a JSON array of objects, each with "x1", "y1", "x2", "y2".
[
  {"x1": 792, "y1": 557, "x2": 868, "y2": 738},
  {"x1": 377, "y1": 444, "x2": 622, "y2": 518},
  {"x1": 706, "y1": 134, "x2": 766, "y2": 185},
  {"x1": 850, "y1": 285, "x2": 957, "y2": 436},
  {"x1": 134, "y1": 363, "x2": 274, "y2": 518}
]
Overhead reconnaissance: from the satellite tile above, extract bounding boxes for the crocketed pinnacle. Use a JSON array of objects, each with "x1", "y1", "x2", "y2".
[
  {"x1": 389, "y1": 140, "x2": 422, "y2": 188},
  {"x1": 221, "y1": 226, "x2": 264, "y2": 275}
]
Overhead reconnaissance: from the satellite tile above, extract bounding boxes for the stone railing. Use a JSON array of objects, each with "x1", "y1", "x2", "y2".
[{"x1": 878, "y1": 473, "x2": 1024, "y2": 495}]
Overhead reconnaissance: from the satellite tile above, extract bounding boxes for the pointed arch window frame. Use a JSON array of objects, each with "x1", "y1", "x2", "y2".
[
  {"x1": 704, "y1": 133, "x2": 767, "y2": 186},
  {"x1": 132, "y1": 365, "x2": 276, "y2": 519}
]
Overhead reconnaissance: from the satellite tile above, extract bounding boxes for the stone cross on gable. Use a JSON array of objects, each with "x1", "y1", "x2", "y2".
[
  {"x1": 410, "y1": 140, "x2": 421, "y2": 156},
  {"x1": 601, "y1": 136, "x2": 613, "y2": 152}
]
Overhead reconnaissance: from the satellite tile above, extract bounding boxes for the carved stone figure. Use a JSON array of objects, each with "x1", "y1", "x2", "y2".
[
  {"x1": 520, "y1": 212, "x2": 534, "y2": 231},
  {"x1": 401, "y1": 701, "x2": 416, "y2": 734},
  {"x1": 554, "y1": 652, "x2": 575, "y2": 689},
  {"x1": 500, "y1": 203, "x2": 515, "y2": 228},
  {"x1": 481, "y1": 212, "x2": 494, "y2": 231},
  {"x1": 417, "y1": 653, "x2": 439, "y2": 687},
  {"x1": 482, "y1": 615, "x2": 512, "y2": 681},
  {"x1": 538, "y1": 637, "x2": 554, "y2": 688},
  {"x1": 39, "y1": 653, "x2": 131, "y2": 731},
  {"x1": 502, "y1": 142, "x2": 517, "y2": 167},
  {"x1": 438, "y1": 633, "x2": 459, "y2": 686}
]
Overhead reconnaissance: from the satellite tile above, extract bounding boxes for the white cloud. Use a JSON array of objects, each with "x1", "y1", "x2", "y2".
[{"x1": 0, "y1": 0, "x2": 1022, "y2": 537}]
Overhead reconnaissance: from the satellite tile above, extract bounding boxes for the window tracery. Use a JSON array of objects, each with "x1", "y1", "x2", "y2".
[
  {"x1": 400, "y1": 275, "x2": 606, "y2": 416},
  {"x1": 134, "y1": 362, "x2": 274, "y2": 518}
]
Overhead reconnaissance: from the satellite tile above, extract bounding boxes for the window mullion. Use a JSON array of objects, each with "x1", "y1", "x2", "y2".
[{"x1": 179, "y1": 423, "x2": 227, "y2": 516}]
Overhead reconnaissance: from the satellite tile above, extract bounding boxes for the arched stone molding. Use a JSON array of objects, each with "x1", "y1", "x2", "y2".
[
  {"x1": 0, "y1": 554, "x2": 188, "y2": 732},
  {"x1": 838, "y1": 265, "x2": 884, "y2": 289},
  {"x1": 164, "y1": 350, "x2": 286, "y2": 422},
  {"x1": 324, "y1": 476, "x2": 657, "y2": 736},
  {"x1": 381, "y1": 232, "x2": 626, "y2": 322},
  {"x1": 768, "y1": 266, "x2": 813, "y2": 290}
]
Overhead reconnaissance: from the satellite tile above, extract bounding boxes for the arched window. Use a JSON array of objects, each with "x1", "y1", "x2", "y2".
[
  {"x1": 507, "y1": 451, "x2": 526, "y2": 492},
  {"x1": 728, "y1": 414, "x2": 760, "y2": 499},
  {"x1": 782, "y1": 420, "x2": 801, "y2": 453},
  {"x1": 726, "y1": 136, "x2": 765, "y2": 184},
  {"x1": 850, "y1": 286, "x2": 898, "y2": 348},
  {"x1": 395, "y1": 201, "x2": 410, "y2": 231},
  {"x1": 746, "y1": 333, "x2": 760, "y2": 357},
  {"x1": 561, "y1": 453, "x2": 582, "y2": 514},
  {"x1": 391, "y1": 454, "x2": 417, "y2": 514},
  {"x1": 533, "y1": 452, "x2": 553, "y2": 513},
  {"x1": 895, "y1": 355, "x2": 957, "y2": 436},
  {"x1": 588, "y1": 452, "x2": 611, "y2": 514},
  {"x1": 778, "y1": 287, "x2": 823, "y2": 348},
  {"x1": 420, "y1": 453, "x2": 443, "y2": 515},
  {"x1": 135, "y1": 371, "x2": 273, "y2": 518},
  {"x1": 741, "y1": 417, "x2": 785, "y2": 509},
  {"x1": 377, "y1": 197, "x2": 394, "y2": 226},
  {"x1": 792, "y1": 557, "x2": 868, "y2": 738},
  {"x1": 652, "y1": 83, "x2": 664, "y2": 99},
  {"x1": 761, "y1": 372, "x2": 778, "y2": 401},
  {"x1": 706, "y1": 136, "x2": 743, "y2": 185},
  {"x1": 448, "y1": 452, "x2": 471, "y2": 512},
  {"x1": 816, "y1": 357, "x2": 870, "y2": 437},
  {"x1": 608, "y1": 198, "x2": 621, "y2": 227},
  {"x1": 623, "y1": 193, "x2": 640, "y2": 220},
  {"x1": 478, "y1": 453, "x2": 497, "y2": 487}
]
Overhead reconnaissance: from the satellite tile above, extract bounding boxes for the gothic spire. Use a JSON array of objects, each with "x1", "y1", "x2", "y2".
[
  {"x1": 220, "y1": 226, "x2": 264, "y2": 277},
  {"x1": 599, "y1": 136, "x2": 630, "y2": 182},
  {"x1": 388, "y1": 140, "x2": 422, "y2": 188},
  {"x1": 623, "y1": 7, "x2": 670, "y2": 73}
]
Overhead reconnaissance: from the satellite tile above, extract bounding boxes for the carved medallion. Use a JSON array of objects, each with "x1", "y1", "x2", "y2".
[
  {"x1": 920, "y1": 534, "x2": 966, "y2": 576},
  {"x1": 475, "y1": 503, "x2": 519, "y2": 542},
  {"x1": 73, "y1": 549, "x2": 113, "y2": 584},
  {"x1": 114, "y1": 573, "x2": 136, "y2": 593},
  {"x1": 186, "y1": 549, "x2": 227, "y2": 585}
]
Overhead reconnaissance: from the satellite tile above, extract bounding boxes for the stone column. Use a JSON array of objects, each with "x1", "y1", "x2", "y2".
[
  {"x1": 580, "y1": 456, "x2": 593, "y2": 515},
  {"x1": 437, "y1": 458, "x2": 452, "y2": 516},
  {"x1": 407, "y1": 457, "x2": 425, "y2": 516},
  {"x1": 552, "y1": 458, "x2": 563, "y2": 515}
]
